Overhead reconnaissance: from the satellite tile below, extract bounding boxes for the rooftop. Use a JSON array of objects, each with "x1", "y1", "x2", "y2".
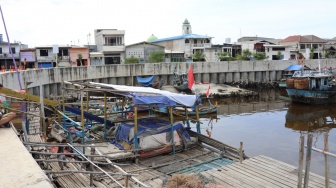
[{"x1": 151, "y1": 34, "x2": 212, "y2": 43}]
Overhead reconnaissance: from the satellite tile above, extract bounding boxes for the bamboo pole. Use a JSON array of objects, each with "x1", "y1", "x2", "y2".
[
  {"x1": 298, "y1": 135, "x2": 304, "y2": 188},
  {"x1": 86, "y1": 91, "x2": 89, "y2": 111},
  {"x1": 133, "y1": 106, "x2": 138, "y2": 155},
  {"x1": 43, "y1": 170, "x2": 138, "y2": 176},
  {"x1": 169, "y1": 107, "x2": 175, "y2": 155},
  {"x1": 67, "y1": 143, "x2": 125, "y2": 188},
  {"x1": 95, "y1": 147, "x2": 149, "y2": 187},
  {"x1": 90, "y1": 145, "x2": 95, "y2": 187},
  {"x1": 324, "y1": 132, "x2": 330, "y2": 188},
  {"x1": 303, "y1": 133, "x2": 313, "y2": 188},
  {"x1": 104, "y1": 92, "x2": 107, "y2": 140}
]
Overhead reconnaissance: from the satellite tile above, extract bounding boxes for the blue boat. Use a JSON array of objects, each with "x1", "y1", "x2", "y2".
[
  {"x1": 285, "y1": 69, "x2": 336, "y2": 105},
  {"x1": 279, "y1": 64, "x2": 311, "y2": 88}
]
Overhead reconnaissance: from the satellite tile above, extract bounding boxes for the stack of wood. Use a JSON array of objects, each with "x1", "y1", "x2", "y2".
[
  {"x1": 286, "y1": 79, "x2": 294, "y2": 89},
  {"x1": 294, "y1": 79, "x2": 309, "y2": 90}
]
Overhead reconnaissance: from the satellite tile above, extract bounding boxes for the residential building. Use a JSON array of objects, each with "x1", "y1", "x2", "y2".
[
  {"x1": 279, "y1": 35, "x2": 326, "y2": 59},
  {"x1": 20, "y1": 48, "x2": 36, "y2": 69},
  {"x1": 69, "y1": 46, "x2": 90, "y2": 66},
  {"x1": 94, "y1": 29, "x2": 125, "y2": 64},
  {"x1": 237, "y1": 40, "x2": 279, "y2": 54},
  {"x1": 238, "y1": 36, "x2": 275, "y2": 42},
  {"x1": 324, "y1": 37, "x2": 336, "y2": 58},
  {"x1": 264, "y1": 44, "x2": 294, "y2": 60},
  {"x1": 125, "y1": 41, "x2": 164, "y2": 63},
  {"x1": 36, "y1": 45, "x2": 72, "y2": 68},
  {"x1": 0, "y1": 34, "x2": 28, "y2": 69},
  {"x1": 89, "y1": 52, "x2": 104, "y2": 66},
  {"x1": 150, "y1": 19, "x2": 213, "y2": 62}
]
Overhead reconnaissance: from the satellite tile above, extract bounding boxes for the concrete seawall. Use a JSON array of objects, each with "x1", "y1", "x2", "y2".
[{"x1": 0, "y1": 59, "x2": 335, "y2": 98}]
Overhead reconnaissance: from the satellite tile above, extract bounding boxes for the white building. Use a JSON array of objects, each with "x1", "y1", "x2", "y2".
[
  {"x1": 94, "y1": 29, "x2": 125, "y2": 64},
  {"x1": 125, "y1": 42, "x2": 165, "y2": 63},
  {"x1": 151, "y1": 19, "x2": 213, "y2": 62}
]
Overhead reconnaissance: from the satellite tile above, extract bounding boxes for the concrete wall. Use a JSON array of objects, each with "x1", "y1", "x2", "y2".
[{"x1": 1, "y1": 59, "x2": 335, "y2": 98}]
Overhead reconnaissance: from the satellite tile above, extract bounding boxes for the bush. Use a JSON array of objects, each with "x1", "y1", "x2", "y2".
[{"x1": 125, "y1": 56, "x2": 140, "y2": 64}]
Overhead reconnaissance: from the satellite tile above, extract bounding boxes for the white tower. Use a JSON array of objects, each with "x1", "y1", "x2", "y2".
[{"x1": 182, "y1": 19, "x2": 192, "y2": 35}]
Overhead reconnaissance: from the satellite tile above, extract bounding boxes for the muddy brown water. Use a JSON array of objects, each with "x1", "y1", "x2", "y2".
[{"x1": 191, "y1": 90, "x2": 336, "y2": 179}]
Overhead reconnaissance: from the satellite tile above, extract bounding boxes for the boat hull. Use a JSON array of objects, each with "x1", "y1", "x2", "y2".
[{"x1": 286, "y1": 88, "x2": 336, "y2": 105}]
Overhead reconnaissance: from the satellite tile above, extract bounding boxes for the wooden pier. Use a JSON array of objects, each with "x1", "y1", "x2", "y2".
[{"x1": 199, "y1": 155, "x2": 336, "y2": 188}]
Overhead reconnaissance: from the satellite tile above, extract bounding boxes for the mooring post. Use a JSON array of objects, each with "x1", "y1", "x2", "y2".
[
  {"x1": 195, "y1": 106, "x2": 200, "y2": 133},
  {"x1": 125, "y1": 175, "x2": 129, "y2": 188},
  {"x1": 303, "y1": 133, "x2": 313, "y2": 188},
  {"x1": 239, "y1": 141, "x2": 243, "y2": 164},
  {"x1": 324, "y1": 132, "x2": 330, "y2": 188},
  {"x1": 298, "y1": 135, "x2": 304, "y2": 188},
  {"x1": 90, "y1": 145, "x2": 95, "y2": 187}
]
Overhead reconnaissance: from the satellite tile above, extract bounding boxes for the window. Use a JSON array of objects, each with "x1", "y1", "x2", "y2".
[
  {"x1": 272, "y1": 47, "x2": 285, "y2": 51},
  {"x1": 300, "y1": 44, "x2": 305, "y2": 49},
  {"x1": 40, "y1": 49, "x2": 48, "y2": 56},
  {"x1": 185, "y1": 39, "x2": 189, "y2": 43},
  {"x1": 306, "y1": 44, "x2": 311, "y2": 49},
  {"x1": 194, "y1": 39, "x2": 197, "y2": 44},
  {"x1": 267, "y1": 48, "x2": 270, "y2": 52},
  {"x1": 0, "y1": 48, "x2": 2, "y2": 54},
  {"x1": 105, "y1": 37, "x2": 123, "y2": 46},
  {"x1": 59, "y1": 49, "x2": 68, "y2": 56},
  {"x1": 11, "y1": 48, "x2": 15, "y2": 54},
  {"x1": 313, "y1": 44, "x2": 318, "y2": 49}
]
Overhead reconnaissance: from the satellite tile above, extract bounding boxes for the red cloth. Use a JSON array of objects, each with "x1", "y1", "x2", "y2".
[
  {"x1": 206, "y1": 85, "x2": 210, "y2": 97},
  {"x1": 188, "y1": 65, "x2": 195, "y2": 89}
]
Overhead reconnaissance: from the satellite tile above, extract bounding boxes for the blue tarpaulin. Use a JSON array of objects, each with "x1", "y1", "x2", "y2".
[
  {"x1": 115, "y1": 118, "x2": 190, "y2": 145},
  {"x1": 136, "y1": 76, "x2": 155, "y2": 87},
  {"x1": 64, "y1": 106, "x2": 113, "y2": 126},
  {"x1": 285, "y1": 65, "x2": 310, "y2": 71},
  {"x1": 132, "y1": 95, "x2": 176, "y2": 107}
]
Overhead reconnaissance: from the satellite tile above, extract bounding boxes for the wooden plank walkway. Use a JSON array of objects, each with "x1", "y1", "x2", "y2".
[{"x1": 200, "y1": 155, "x2": 336, "y2": 188}]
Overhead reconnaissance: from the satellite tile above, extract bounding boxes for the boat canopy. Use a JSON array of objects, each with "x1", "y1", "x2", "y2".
[
  {"x1": 88, "y1": 82, "x2": 199, "y2": 107},
  {"x1": 136, "y1": 76, "x2": 155, "y2": 87},
  {"x1": 284, "y1": 65, "x2": 310, "y2": 71}
]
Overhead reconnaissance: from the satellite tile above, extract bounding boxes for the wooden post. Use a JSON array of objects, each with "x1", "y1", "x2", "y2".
[
  {"x1": 125, "y1": 175, "x2": 129, "y2": 188},
  {"x1": 90, "y1": 145, "x2": 95, "y2": 187},
  {"x1": 324, "y1": 132, "x2": 330, "y2": 188},
  {"x1": 40, "y1": 83, "x2": 46, "y2": 141},
  {"x1": 195, "y1": 106, "x2": 200, "y2": 133},
  {"x1": 80, "y1": 87, "x2": 85, "y2": 153},
  {"x1": 133, "y1": 106, "x2": 138, "y2": 155},
  {"x1": 298, "y1": 135, "x2": 304, "y2": 188},
  {"x1": 86, "y1": 91, "x2": 89, "y2": 111},
  {"x1": 239, "y1": 141, "x2": 243, "y2": 164},
  {"x1": 169, "y1": 107, "x2": 175, "y2": 155},
  {"x1": 103, "y1": 92, "x2": 107, "y2": 140},
  {"x1": 303, "y1": 133, "x2": 313, "y2": 188},
  {"x1": 184, "y1": 107, "x2": 190, "y2": 129}
]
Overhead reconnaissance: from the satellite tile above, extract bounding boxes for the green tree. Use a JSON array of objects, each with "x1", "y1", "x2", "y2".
[
  {"x1": 148, "y1": 51, "x2": 165, "y2": 63},
  {"x1": 309, "y1": 48, "x2": 315, "y2": 59},
  {"x1": 237, "y1": 49, "x2": 252, "y2": 60},
  {"x1": 217, "y1": 52, "x2": 235, "y2": 61},
  {"x1": 125, "y1": 56, "x2": 140, "y2": 64},
  {"x1": 324, "y1": 51, "x2": 330, "y2": 59},
  {"x1": 77, "y1": 53, "x2": 83, "y2": 66},
  {"x1": 253, "y1": 52, "x2": 267, "y2": 60},
  {"x1": 276, "y1": 51, "x2": 282, "y2": 60},
  {"x1": 192, "y1": 51, "x2": 205, "y2": 62}
]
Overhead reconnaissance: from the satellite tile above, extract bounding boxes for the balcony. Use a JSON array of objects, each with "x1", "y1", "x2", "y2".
[
  {"x1": 0, "y1": 53, "x2": 20, "y2": 59},
  {"x1": 102, "y1": 45, "x2": 125, "y2": 53},
  {"x1": 192, "y1": 43, "x2": 211, "y2": 48}
]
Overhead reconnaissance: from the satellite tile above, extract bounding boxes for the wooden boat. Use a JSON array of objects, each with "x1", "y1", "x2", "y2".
[
  {"x1": 279, "y1": 64, "x2": 311, "y2": 88},
  {"x1": 173, "y1": 71, "x2": 191, "y2": 92},
  {"x1": 136, "y1": 75, "x2": 163, "y2": 89},
  {"x1": 285, "y1": 69, "x2": 336, "y2": 104}
]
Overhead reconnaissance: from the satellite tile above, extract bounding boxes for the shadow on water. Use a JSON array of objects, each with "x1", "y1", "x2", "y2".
[{"x1": 186, "y1": 89, "x2": 336, "y2": 180}]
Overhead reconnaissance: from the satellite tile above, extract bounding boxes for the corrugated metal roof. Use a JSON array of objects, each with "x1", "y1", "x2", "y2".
[{"x1": 151, "y1": 34, "x2": 212, "y2": 43}]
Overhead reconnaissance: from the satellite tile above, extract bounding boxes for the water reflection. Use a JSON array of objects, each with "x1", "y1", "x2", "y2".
[{"x1": 285, "y1": 103, "x2": 336, "y2": 132}]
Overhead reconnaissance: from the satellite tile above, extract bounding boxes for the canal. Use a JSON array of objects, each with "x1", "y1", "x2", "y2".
[{"x1": 193, "y1": 90, "x2": 336, "y2": 179}]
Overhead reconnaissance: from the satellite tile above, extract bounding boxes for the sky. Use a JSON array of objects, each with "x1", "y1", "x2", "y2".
[{"x1": 0, "y1": 0, "x2": 335, "y2": 48}]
